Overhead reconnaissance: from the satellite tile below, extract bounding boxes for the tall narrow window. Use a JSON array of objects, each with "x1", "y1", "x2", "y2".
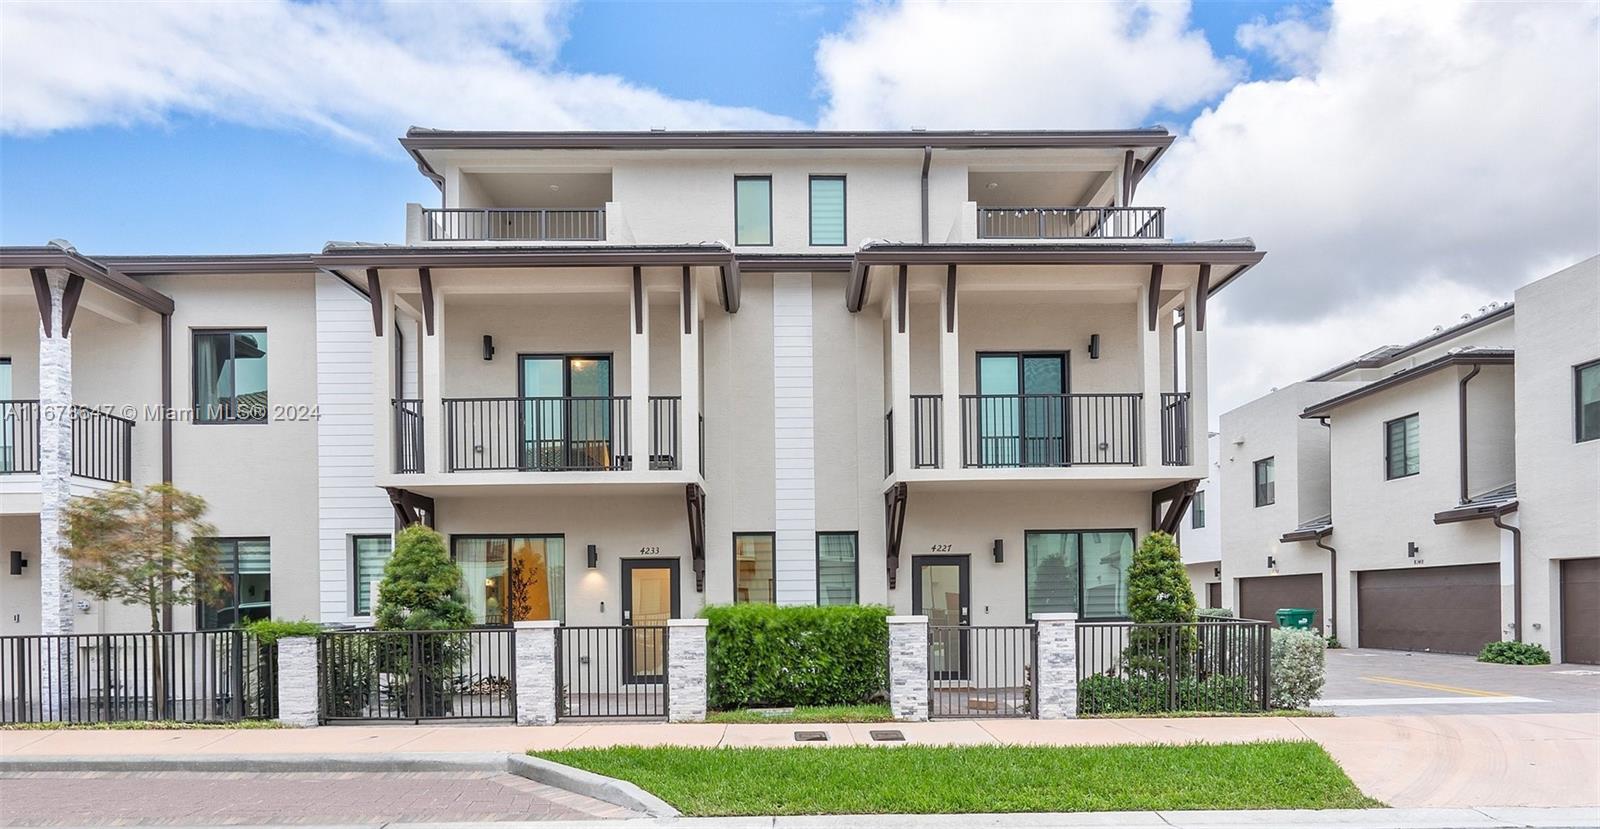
[
  {"x1": 816, "y1": 532, "x2": 858, "y2": 605},
  {"x1": 1578, "y1": 360, "x2": 1600, "y2": 443},
  {"x1": 809, "y1": 176, "x2": 846, "y2": 246},
  {"x1": 734, "y1": 532, "x2": 775, "y2": 603},
  {"x1": 1254, "y1": 457, "x2": 1275, "y2": 507},
  {"x1": 193, "y1": 329, "x2": 268, "y2": 423},
  {"x1": 1024, "y1": 530, "x2": 1135, "y2": 620},
  {"x1": 1385, "y1": 413, "x2": 1421, "y2": 479},
  {"x1": 1191, "y1": 490, "x2": 1206, "y2": 529},
  {"x1": 452, "y1": 535, "x2": 565, "y2": 626},
  {"x1": 734, "y1": 176, "x2": 772, "y2": 246},
  {"x1": 351, "y1": 535, "x2": 393, "y2": 616},
  {"x1": 199, "y1": 538, "x2": 271, "y2": 629}
]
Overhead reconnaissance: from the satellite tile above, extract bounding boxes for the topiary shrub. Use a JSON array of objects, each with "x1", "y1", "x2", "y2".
[
  {"x1": 375, "y1": 524, "x2": 474, "y2": 631},
  {"x1": 702, "y1": 604, "x2": 889, "y2": 709},
  {"x1": 1477, "y1": 641, "x2": 1551, "y2": 665},
  {"x1": 1269, "y1": 628, "x2": 1325, "y2": 709},
  {"x1": 1122, "y1": 532, "x2": 1199, "y2": 678}
]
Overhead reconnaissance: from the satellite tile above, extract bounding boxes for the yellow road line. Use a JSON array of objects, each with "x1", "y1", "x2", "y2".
[{"x1": 1362, "y1": 675, "x2": 1507, "y2": 698}]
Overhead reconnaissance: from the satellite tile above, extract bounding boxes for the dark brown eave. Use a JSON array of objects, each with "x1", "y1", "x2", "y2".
[
  {"x1": 1434, "y1": 500, "x2": 1519, "y2": 525},
  {"x1": 100, "y1": 254, "x2": 319, "y2": 275},
  {"x1": 1307, "y1": 303, "x2": 1516, "y2": 381},
  {"x1": 737, "y1": 254, "x2": 853, "y2": 273},
  {"x1": 1300, "y1": 351, "x2": 1515, "y2": 419},
  {"x1": 0, "y1": 246, "x2": 174, "y2": 315},
  {"x1": 1280, "y1": 527, "x2": 1331, "y2": 543},
  {"x1": 844, "y1": 242, "x2": 1265, "y2": 312},
  {"x1": 402, "y1": 128, "x2": 1173, "y2": 152}
]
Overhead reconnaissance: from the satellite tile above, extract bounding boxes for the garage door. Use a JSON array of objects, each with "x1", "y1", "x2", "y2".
[
  {"x1": 1357, "y1": 564, "x2": 1499, "y2": 655},
  {"x1": 1561, "y1": 558, "x2": 1600, "y2": 665},
  {"x1": 1238, "y1": 574, "x2": 1323, "y2": 626}
]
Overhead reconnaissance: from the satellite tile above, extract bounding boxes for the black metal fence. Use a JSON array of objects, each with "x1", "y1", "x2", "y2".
[
  {"x1": 394, "y1": 398, "x2": 424, "y2": 473},
  {"x1": 977, "y1": 206, "x2": 1165, "y2": 240},
  {"x1": 928, "y1": 625, "x2": 1036, "y2": 719},
  {"x1": 960, "y1": 393, "x2": 1141, "y2": 467},
  {"x1": 559, "y1": 625, "x2": 668, "y2": 719},
  {"x1": 423, "y1": 207, "x2": 606, "y2": 242},
  {"x1": 1075, "y1": 619, "x2": 1271, "y2": 715},
  {"x1": 443, "y1": 396, "x2": 631, "y2": 472},
  {"x1": 911, "y1": 394, "x2": 942, "y2": 468},
  {"x1": 649, "y1": 396, "x2": 680, "y2": 470},
  {"x1": 1161, "y1": 392, "x2": 1191, "y2": 466},
  {"x1": 0, "y1": 400, "x2": 39, "y2": 474},
  {"x1": 318, "y1": 628, "x2": 515, "y2": 723},
  {"x1": 0, "y1": 630, "x2": 274, "y2": 724}
]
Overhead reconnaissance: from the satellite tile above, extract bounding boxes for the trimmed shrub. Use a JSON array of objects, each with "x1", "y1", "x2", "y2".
[
  {"x1": 1197, "y1": 607, "x2": 1235, "y2": 619},
  {"x1": 241, "y1": 618, "x2": 321, "y2": 644},
  {"x1": 702, "y1": 604, "x2": 889, "y2": 709},
  {"x1": 1477, "y1": 641, "x2": 1551, "y2": 665},
  {"x1": 375, "y1": 524, "x2": 474, "y2": 631},
  {"x1": 1128, "y1": 532, "x2": 1197, "y2": 624},
  {"x1": 1269, "y1": 628, "x2": 1325, "y2": 709},
  {"x1": 1078, "y1": 673, "x2": 1255, "y2": 715}
]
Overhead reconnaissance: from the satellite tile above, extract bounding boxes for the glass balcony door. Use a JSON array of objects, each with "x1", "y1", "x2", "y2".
[
  {"x1": 519, "y1": 354, "x2": 613, "y2": 470},
  {"x1": 977, "y1": 352, "x2": 1068, "y2": 466}
]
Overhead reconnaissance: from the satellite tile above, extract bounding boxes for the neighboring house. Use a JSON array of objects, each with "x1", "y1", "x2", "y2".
[
  {"x1": 1217, "y1": 256, "x2": 1599, "y2": 663},
  {"x1": 0, "y1": 128, "x2": 1267, "y2": 641},
  {"x1": 1182, "y1": 432, "x2": 1223, "y2": 609}
]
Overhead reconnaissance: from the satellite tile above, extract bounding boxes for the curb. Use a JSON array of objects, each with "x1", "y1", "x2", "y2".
[{"x1": 509, "y1": 754, "x2": 680, "y2": 818}]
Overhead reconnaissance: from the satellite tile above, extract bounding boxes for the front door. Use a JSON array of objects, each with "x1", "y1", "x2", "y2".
[
  {"x1": 621, "y1": 559, "x2": 679, "y2": 684},
  {"x1": 913, "y1": 555, "x2": 970, "y2": 680}
]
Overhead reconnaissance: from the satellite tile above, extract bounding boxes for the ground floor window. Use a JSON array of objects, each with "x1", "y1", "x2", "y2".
[
  {"x1": 452, "y1": 535, "x2": 565, "y2": 625},
  {"x1": 199, "y1": 537, "x2": 271, "y2": 629},
  {"x1": 1024, "y1": 530, "x2": 1134, "y2": 620},
  {"x1": 351, "y1": 535, "x2": 393, "y2": 616},
  {"x1": 816, "y1": 532, "x2": 858, "y2": 606},
  {"x1": 734, "y1": 532, "x2": 775, "y2": 603}
]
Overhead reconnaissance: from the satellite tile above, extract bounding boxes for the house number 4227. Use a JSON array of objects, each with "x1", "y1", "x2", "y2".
[{"x1": 930, "y1": 544, "x2": 953, "y2": 552}]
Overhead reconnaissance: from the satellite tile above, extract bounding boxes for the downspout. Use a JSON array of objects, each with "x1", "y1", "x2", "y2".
[
  {"x1": 1492, "y1": 510, "x2": 1522, "y2": 642},
  {"x1": 1458, "y1": 364, "x2": 1481, "y2": 503},
  {"x1": 920, "y1": 146, "x2": 932, "y2": 243},
  {"x1": 1314, "y1": 531, "x2": 1337, "y2": 639}
]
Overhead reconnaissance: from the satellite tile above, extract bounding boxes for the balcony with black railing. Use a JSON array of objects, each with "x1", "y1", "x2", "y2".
[
  {"x1": 1160, "y1": 392, "x2": 1192, "y2": 467},
  {"x1": 976, "y1": 206, "x2": 1164, "y2": 240},
  {"x1": 956, "y1": 393, "x2": 1142, "y2": 468},
  {"x1": 0, "y1": 401, "x2": 134, "y2": 483},
  {"x1": 423, "y1": 207, "x2": 606, "y2": 242},
  {"x1": 417, "y1": 395, "x2": 684, "y2": 476}
]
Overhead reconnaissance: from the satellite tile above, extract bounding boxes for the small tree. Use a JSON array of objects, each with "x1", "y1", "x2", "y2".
[
  {"x1": 1122, "y1": 531, "x2": 1199, "y2": 681},
  {"x1": 374, "y1": 524, "x2": 474, "y2": 631},
  {"x1": 63, "y1": 483, "x2": 229, "y2": 633}
]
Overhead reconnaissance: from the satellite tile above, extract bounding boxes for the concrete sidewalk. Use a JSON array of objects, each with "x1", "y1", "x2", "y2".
[{"x1": 4, "y1": 713, "x2": 1598, "y2": 809}]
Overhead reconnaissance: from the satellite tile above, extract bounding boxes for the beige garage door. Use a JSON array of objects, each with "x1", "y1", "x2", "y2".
[
  {"x1": 1561, "y1": 558, "x2": 1600, "y2": 665},
  {"x1": 1238, "y1": 574, "x2": 1323, "y2": 626},
  {"x1": 1357, "y1": 564, "x2": 1499, "y2": 655}
]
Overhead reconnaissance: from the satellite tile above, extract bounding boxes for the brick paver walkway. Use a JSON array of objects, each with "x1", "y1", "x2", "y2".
[{"x1": 0, "y1": 769, "x2": 642, "y2": 826}]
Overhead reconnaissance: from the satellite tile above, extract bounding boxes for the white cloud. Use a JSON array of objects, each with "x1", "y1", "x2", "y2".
[
  {"x1": 0, "y1": 0, "x2": 800, "y2": 148},
  {"x1": 815, "y1": 0, "x2": 1239, "y2": 129}
]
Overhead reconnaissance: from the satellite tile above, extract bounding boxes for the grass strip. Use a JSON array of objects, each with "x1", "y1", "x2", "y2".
[{"x1": 706, "y1": 704, "x2": 894, "y2": 724}]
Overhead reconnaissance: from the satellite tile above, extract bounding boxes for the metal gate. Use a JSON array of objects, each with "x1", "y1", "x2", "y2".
[
  {"x1": 558, "y1": 625, "x2": 667, "y2": 719},
  {"x1": 928, "y1": 625, "x2": 1036, "y2": 719},
  {"x1": 318, "y1": 628, "x2": 514, "y2": 723}
]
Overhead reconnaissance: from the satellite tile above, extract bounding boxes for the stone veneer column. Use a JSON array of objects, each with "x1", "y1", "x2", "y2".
[
  {"x1": 1033, "y1": 613, "x2": 1079, "y2": 719},
  {"x1": 37, "y1": 271, "x2": 73, "y2": 720},
  {"x1": 275, "y1": 636, "x2": 319, "y2": 727},
  {"x1": 887, "y1": 615, "x2": 928, "y2": 722},
  {"x1": 514, "y1": 621, "x2": 559, "y2": 726},
  {"x1": 666, "y1": 618, "x2": 707, "y2": 723}
]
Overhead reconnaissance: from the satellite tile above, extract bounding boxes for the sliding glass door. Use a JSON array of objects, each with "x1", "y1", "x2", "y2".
[
  {"x1": 977, "y1": 352, "x2": 1068, "y2": 466},
  {"x1": 519, "y1": 355, "x2": 613, "y2": 470}
]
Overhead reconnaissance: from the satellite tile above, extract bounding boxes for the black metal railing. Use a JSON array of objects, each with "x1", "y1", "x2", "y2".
[
  {"x1": 977, "y1": 206, "x2": 1164, "y2": 240},
  {"x1": 960, "y1": 393, "x2": 1141, "y2": 468},
  {"x1": 0, "y1": 630, "x2": 273, "y2": 724},
  {"x1": 318, "y1": 628, "x2": 515, "y2": 723},
  {"x1": 71, "y1": 406, "x2": 133, "y2": 483},
  {"x1": 1161, "y1": 392, "x2": 1191, "y2": 466},
  {"x1": 883, "y1": 410, "x2": 894, "y2": 478},
  {"x1": 1075, "y1": 619, "x2": 1271, "y2": 715},
  {"x1": 558, "y1": 625, "x2": 668, "y2": 720},
  {"x1": 443, "y1": 397, "x2": 631, "y2": 472},
  {"x1": 911, "y1": 394, "x2": 942, "y2": 469},
  {"x1": 928, "y1": 625, "x2": 1036, "y2": 719},
  {"x1": 649, "y1": 396, "x2": 680, "y2": 471},
  {"x1": 0, "y1": 400, "x2": 39, "y2": 474},
  {"x1": 423, "y1": 207, "x2": 606, "y2": 242},
  {"x1": 394, "y1": 398, "x2": 424, "y2": 474}
]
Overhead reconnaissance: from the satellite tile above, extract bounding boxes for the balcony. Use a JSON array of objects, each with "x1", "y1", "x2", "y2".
[
  {"x1": 422, "y1": 208, "x2": 606, "y2": 242},
  {"x1": 0, "y1": 400, "x2": 134, "y2": 483},
  {"x1": 976, "y1": 206, "x2": 1164, "y2": 240},
  {"x1": 398, "y1": 396, "x2": 682, "y2": 475}
]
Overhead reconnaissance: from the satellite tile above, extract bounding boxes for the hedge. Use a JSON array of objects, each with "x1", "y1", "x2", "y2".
[
  {"x1": 1077, "y1": 673, "x2": 1256, "y2": 715},
  {"x1": 1478, "y1": 640, "x2": 1551, "y2": 665},
  {"x1": 702, "y1": 604, "x2": 890, "y2": 709}
]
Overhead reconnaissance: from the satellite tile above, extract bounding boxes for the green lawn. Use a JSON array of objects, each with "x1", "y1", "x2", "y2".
[
  {"x1": 0, "y1": 719, "x2": 285, "y2": 731},
  {"x1": 706, "y1": 704, "x2": 893, "y2": 724},
  {"x1": 533, "y1": 741, "x2": 1379, "y2": 815}
]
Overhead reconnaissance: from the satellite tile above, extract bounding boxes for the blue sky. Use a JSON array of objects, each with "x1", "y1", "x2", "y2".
[{"x1": 0, "y1": 0, "x2": 1301, "y2": 255}]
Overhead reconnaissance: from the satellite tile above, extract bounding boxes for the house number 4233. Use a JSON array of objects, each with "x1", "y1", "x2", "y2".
[{"x1": 638, "y1": 546, "x2": 662, "y2": 555}]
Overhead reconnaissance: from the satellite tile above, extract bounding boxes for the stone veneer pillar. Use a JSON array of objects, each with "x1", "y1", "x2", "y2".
[
  {"x1": 887, "y1": 615, "x2": 929, "y2": 722},
  {"x1": 1033, "y1": 613, "x2": 1079, "y2": 719},
  {"x1": 37, "y1": 270, "x2": 73, "y2": 720},
  {"x1": 275, "y1": 636, "x2": 319, "y2": 727},
  {"x1": 666, "y1": 618, "x2": 707, "y2": 722},
  {"x1": 514, "y1": 621, "x2": 559, "y2": 726}
]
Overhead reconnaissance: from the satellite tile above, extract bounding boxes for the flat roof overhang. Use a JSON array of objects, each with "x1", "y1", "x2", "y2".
[
  {"x1": 1433, "y1": 500, "x2": 1519, "y2": 524},
  {"x1": 1301, "y1": 351, "x2": 1516, "y2": 419},
  {"x1": 1279, "y1": 527, "x2": 1332, "y2": 543},
  {"x1": 844, "y1": 241, "x2": 1265, "y2": 312},
  {"x1": 0, "y1": 246, "x2": 175, "y2": 315}
]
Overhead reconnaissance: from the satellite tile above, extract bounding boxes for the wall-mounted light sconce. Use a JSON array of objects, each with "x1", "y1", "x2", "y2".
[
  {"x1": 1088, "y1": 333, "x2": 1101, "y2": 360},
  {"x1": 9, "y1": 551, "x2": 27, "y2": 576},
  {"x1": 482, "y1": 334, "x2": 495, "y2": 361},
  {"x1": 587, "y1": 544, "x2": 599, "y2": 569},
  {"x1": 1407, "y1": 541, "x2": 1420, "y2": 558},
  {"x1": 992, "y1": 539, "x2": 1004, "y2": 564},
  {"x1": 1266, "y1": 555, "x2": 1277, "y2": 572},
  {"x1": 1213, "y1": 566, "x2": 1221, "y2": 579}
]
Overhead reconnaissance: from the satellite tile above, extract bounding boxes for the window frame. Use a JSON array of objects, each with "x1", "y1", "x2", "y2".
[
  {"x1": 449, "y1": 533, "x2": 566, "y2": 626},
  {"x1": 815, "y1": 530, "x2": 859, "y2": 606},
  {"x1": 733, "y1": 175, "x2": 774, "y2": 247},
  {"x1": 1254, "y1": 457, "x2": 1275, "y2": 507},
  {"x1": 1022, "y1": 528, "x2": 1137, "y2": 622},
  {"x1": 732, "y1": 531, "x2": 777, "y2": 604},
  {"x1": 191, "y1": 327, "x2": 269, "y2": 424},
  {"x1": 1577, "y1": 359, "x2": 1600, "y2": 443},
  {"x1": 350, "y1": 533, "x2": 393, "y2": 617},
  {"x1": 807, "y1": 174, "x2": 847, "y2": 247},
  {"x1": 1384, "y1": 412, "x2": 1421, "y2": 480},
  {"x1": 196, "y1": 536, "x2": 272, "y2": 630},
  {"x1": 1191, "y1": 490, "x2": 1206, "y2": 529}
]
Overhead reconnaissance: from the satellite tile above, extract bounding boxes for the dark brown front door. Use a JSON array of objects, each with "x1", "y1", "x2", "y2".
[
  {"x1": 1560, "y1": 558, "x2": 1600, "y2": 665},
  {"x1": 1238, "y1": 573, "x2": 1323, "y2": 627},
  {"x1": 1357, "y1": 564, "x2": 1499, "y2": 655},
  {"x1": 1206, "y1": 582, "x2": 1223, "y2": 609}
]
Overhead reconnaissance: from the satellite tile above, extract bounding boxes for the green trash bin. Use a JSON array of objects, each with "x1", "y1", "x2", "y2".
[{"x1": 1275, "y1": 608, "x2": 1316, "y2": 629}]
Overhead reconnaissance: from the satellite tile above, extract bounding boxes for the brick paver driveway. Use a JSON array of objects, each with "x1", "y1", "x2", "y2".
[{"x1": 0, "y1": 769, "x2": 641, "y2": 826}]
